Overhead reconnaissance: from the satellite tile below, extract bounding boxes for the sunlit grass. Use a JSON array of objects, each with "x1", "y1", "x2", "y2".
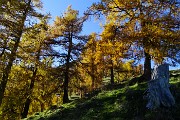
[{"x1": 25, "y1": 70, "x2": 180, "y2": 120}]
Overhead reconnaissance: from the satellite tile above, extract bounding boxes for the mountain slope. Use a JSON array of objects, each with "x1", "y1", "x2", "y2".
[{"x1": 25, "y1": 71, "x2": 180, "y2": 120}]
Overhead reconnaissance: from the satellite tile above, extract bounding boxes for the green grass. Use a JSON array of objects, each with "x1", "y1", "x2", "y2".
[{"x1": 24, "y1": 71, "x2": 180, "y2": 120}]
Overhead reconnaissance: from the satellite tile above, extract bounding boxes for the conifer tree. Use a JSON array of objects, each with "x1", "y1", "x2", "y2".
[
  {"x1": 50, "y1": 6, "x2": 87, "y2": 103},
  {"x1": 19, "y1": 18, "x2": 50, "y2": 118},
  {"x1": 89, "y1": 0, "x2": 180, "y2": 81},
  {"x1": 100, "y1": 22, "x2": 129, "y2": 84},
  {"x1": 0, "y1": 0, "x2": 45, "y2": 107},
  {"x1": 79, "y1": 33, "x2": 104, "y2": 90}
]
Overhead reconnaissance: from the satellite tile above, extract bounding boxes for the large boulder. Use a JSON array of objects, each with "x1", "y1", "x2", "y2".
[{"x1": 146, "y1": 63, "x2": 175, "y2": 109}]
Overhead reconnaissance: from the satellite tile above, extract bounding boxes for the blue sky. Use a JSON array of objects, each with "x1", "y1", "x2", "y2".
[
  {"x1": 41, "y1": 0, "x2": 103, "y2": 67},
  {"x1": 41, "y1": 0, "x2": 102, "y2": 35},
  {"x1": 41, "y1": 0, "x2": 179, "y2": 70}
]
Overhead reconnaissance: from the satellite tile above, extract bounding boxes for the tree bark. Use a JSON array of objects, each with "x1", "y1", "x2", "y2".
[
  {"x1": 91, "y1": 75, "x2": 95, "y2": 90},
  {"x1": 63, "y1": 69, "x2": 69, "y2": 103},
  {"x1": 0, "y1": 0, "x2": 32, "y2": 107},
  {"x1": 110, "y1": 61, "x2": 114, "y2": 84},
  {"x1": 143, "y1": 51, "x2": 151, "y2": 81},
  {"x1": 146, "y1": 64, "x2": 175, "y2": 109},
  {"x1": 0, "y1": 36, "x2": 22, "y2": 106},
  {"x1": 40, "y1": 102, "x2": 45, "y2": 112},
  {"x1": 63, "y1": 33, "x2": 72, "y2": 104},
  {"x1": 21, "y1": 68, "x2": 37, "y2": 118},
  {"x1": 91, "y1": 59, "x2": 95, "y2": 90},
  {"x1": 21, "y1": 98, "x2": 31, "y2": 118},
  {"x1": 21, "y1": 47, "x2": 40, "y2": 118}
]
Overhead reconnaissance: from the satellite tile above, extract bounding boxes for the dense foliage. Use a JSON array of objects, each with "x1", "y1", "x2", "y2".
[{"x1": 0, "y1": 0, "x2": 179, "y2": 119}]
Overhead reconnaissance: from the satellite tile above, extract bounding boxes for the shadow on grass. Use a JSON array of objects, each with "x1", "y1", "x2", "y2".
[{"x1": 26, "y1": 75, "x2": 180, "y2": 120}]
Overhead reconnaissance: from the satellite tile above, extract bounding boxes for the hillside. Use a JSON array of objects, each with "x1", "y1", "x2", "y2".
[{"x1": 25, "y1": 71, "x2": 180, "y2": 120}]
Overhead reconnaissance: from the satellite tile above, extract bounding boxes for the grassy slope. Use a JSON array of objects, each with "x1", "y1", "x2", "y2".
[{"x1": 25, "y1": 71, "x2": 180, "y2": 120}]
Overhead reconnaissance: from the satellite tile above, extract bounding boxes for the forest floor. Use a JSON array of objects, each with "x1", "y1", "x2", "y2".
[{"x1": 24, "y1": 70, "x2": 180, "y2": 120}]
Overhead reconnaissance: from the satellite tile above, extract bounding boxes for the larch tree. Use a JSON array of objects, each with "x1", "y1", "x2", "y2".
[
  {"x1": 0, "y1": 0, "x2": 44, "y2": 107},
  {"x1": 100, "y1": 21, "x2": 130, "y2": 84},
  {"x1": 49, "y1": 6, "x2": 87, "y2": 103},
  {"x1": 89, "y1": 0, "x2": 180, "y2": 81},
  {"x1": 79, "y1": 33, "x2": 104, "y2": 90},
  {"x1": 19, "y1": 18, "x2": 50, "y2": 118},
  {"x1": 1, "y1": 64, "x2": 32, "y2": 119},
  {"x1": 0, "y1": 17, "x2": 58, "y2": 119}
]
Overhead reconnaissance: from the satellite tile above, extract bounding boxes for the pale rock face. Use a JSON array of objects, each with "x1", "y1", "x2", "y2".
[{"x1": 146, "y1": 64, "x2": 175, "y2": 109}]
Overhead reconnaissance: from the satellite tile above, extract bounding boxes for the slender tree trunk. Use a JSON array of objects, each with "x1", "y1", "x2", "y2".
[
  {"x1": 63, "y1": 33, "x2": 72, "y2": 104},
  {"x1": 91, "y1": 74, "x2": 95, "y2": 90},
  {"x1": 0, "y1": 35, "x2": 21, "y2": 107},
  {"x1": 40, "y1": 103, "x2": 45, "y2": 112},
  {"x1": 91, "y1": 60, "x2": 95, "y2": 90},
  {"x1": 0, "y1": 62, "x2": 13, "y2": 106},
  {"x1": 0, "y1": 0, "x2": 31, "y2": 107},
  {"x1": 21, "y1": 98, "x2": 31, "y2": 118},
  {"x1": 63, "y1": 68, "x2": 69, "y2": 103},
  {"x1": 141, "y1": 18, "x2": 152, "y2": 81},
  {"x1": 21, "y1": 48, "x2": 40, "y2": 118},
  {"x1": 21, "y1": 68, "x2": 37, "y2": 118},
  {"x1": 143, "y1": 51, "x2": 151, "y2": 81},
  {"x1": 110, "y1": 60, "x2": 114, "y2": 84}
]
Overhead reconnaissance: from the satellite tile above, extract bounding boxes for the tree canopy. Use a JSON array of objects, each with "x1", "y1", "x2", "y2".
[{"x1": 0, "y1": 0, "x2": 179, "y2": 119}]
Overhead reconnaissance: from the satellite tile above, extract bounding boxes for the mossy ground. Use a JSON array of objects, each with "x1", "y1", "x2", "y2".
[{"x1": 25, "y1": 70, "x2": 180, "y2": 120}]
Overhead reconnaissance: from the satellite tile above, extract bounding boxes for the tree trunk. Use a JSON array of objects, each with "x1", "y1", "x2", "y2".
[
  {"x1": 143, "y1": 51, "x2": 151, "y2": 81},
  {"x1": 0, "y1": 36, "x2": 21, "y2": 107},
  {"x1": 63, "y1": 33, "x2": 72, "y2": 104},
  {"x1": 110, "y1": 61, "x2": 114, "y2": 84},
  {"x1": 40, "y1": 103, "x2": 45, "y2": 112},
  {"x1": 21, "y1": 48, "x2": 40, "y2": 118},
  {"x1": 0, "y1": 0, "x2": 31, "y2": 107},
  {"x1": 91, "y1": 75, "x2": 95, "y2": 90},
  {"x1": 21, "y1": 68, "x2": 37, "y2": 118},
  {"x1": 146, "y1": 64, "x2": 175, "y2": 109},
  {"x1": 21, "y1": 98, "x2": 31, "y2": 118},
  {"x1": 63, "y1": 69, "x2": 69, "y2": 103},
  {"x1": 91, "y1": 61, "x2": 95, "y2": 90}
]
